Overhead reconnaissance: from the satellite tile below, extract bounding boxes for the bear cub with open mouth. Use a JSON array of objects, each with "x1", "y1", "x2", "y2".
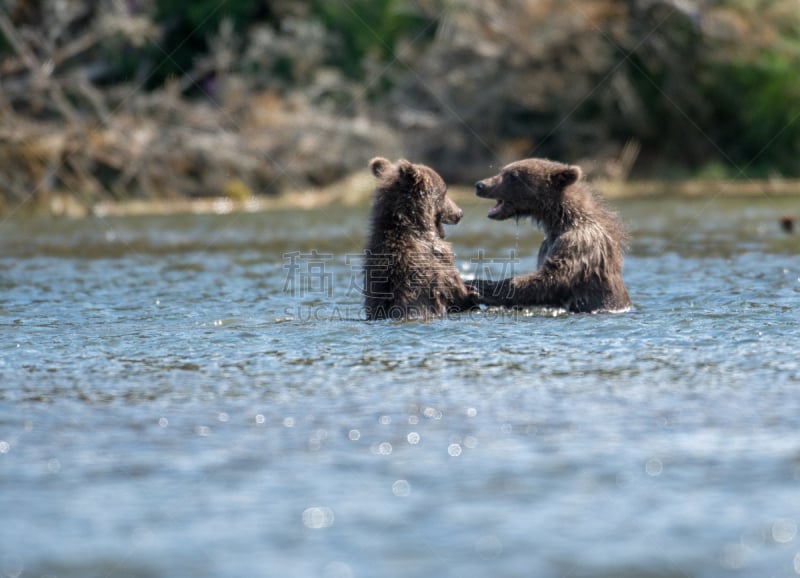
[{"x1": 472, "y1": 158, "x2": 631, "y2": 313}]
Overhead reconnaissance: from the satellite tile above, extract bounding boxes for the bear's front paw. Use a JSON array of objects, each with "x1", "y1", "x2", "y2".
[
  {"x1": 466, "y1": 279, "x2": 500, "y2": 306},
  {"x1": 477, "y1": 293, "x2": 502, "y2": 307}
]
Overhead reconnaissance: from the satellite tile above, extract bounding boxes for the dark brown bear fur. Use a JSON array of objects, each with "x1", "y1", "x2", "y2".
[
  {"x1": 364, "y1": 157, "x2": 478, "y2": 320},
  {"x1": 471, "y1": 158, "x2": 631, "y2": 313}
]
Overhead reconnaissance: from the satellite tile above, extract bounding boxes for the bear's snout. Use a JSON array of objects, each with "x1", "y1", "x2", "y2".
[
  {"x1": 441, "y1": 208, "x2": 462, "y2": 225},
  {"x1": 475, "y1": 181, "x2": 486, "y2": 194}
]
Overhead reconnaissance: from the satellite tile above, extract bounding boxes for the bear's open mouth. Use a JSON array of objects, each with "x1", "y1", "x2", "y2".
[{"x1": 487, "y1": 199, "x2": 505, "y2": 218}]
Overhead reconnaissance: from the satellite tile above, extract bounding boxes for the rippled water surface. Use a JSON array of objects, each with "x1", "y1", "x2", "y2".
[{"x1": 1, "y1": 196, "x2": 799, "y2": 578}]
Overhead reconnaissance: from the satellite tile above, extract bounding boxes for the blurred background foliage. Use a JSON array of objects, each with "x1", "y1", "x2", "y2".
[{"x1": 1, "y1": 0, "x2": 799, "y2": 207}]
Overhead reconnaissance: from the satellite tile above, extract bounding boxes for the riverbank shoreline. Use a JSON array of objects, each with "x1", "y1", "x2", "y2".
[{"x1": 6, "y1": 174, "x2": 800, "y2": 219}]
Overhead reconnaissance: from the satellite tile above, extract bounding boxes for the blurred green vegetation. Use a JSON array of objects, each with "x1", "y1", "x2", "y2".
[
  {"x1": 618, "y1": 5, "x2": 800, "y2": 177},
  {"x1": 142, "y1": 0, "x2": 436, "y2": 86},
  {"x1": 708, "y1": 51, "x2": 800, "y2": 176},
  {"x1": 310, "y1": 0, "x2": 436, "y2": 78},
  {"x1": 149, "y1": 0, "x2": 269, "y2": 87}
]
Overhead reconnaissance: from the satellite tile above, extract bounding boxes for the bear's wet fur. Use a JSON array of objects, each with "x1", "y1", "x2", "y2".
[
  {"x1": 364, "y1": 157, "x2": 478, "y2": 320},
  {"x1": 471, "y1": 157, "x2": 631, "y2": 313}
]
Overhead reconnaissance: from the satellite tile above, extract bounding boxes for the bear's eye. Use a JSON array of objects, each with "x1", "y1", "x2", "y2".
[{"x1": 504, "y1": 171, "x2": 518, "y2": 183}]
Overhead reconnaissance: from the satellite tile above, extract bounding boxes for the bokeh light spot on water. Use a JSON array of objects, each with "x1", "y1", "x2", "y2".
[
  {"x1": 772, "y1": 519, "x2": 798, "y2": 543},
  {"x1": 423, "y1": 407, "x2": 442, "y2": 420},
  {"x1": 302, "y1": 507, "x2": 334, "y2": 529},
  {"x1": 645, "y1": 458, "x2": 663, "y2": 476},
  {"x1": 254, "y1": 414, "x2": 265, "y2": 425},
  {"x1": 466, "y1": 407, "x2": 478, "y2": 417},
  {"x1": 793, "y1": 552, "x2": 800, "y2": 574},
  {"x1": 348, "y1": 429, "x2": 360, "y2": 441},
  {"x1": 372, "y1": 442, "x2": 392, "y2": 456},
  {"x1": 218, "y1": 412, "x2": 229, "y2": 423},
  {"x1": 447, "y1": 444, "x2": 462, "y2": 457},
  {"x1": 158, "y1": 417, "x2": 168, "y2": 428},
  {"x1": 0, "y1": 441, "x2": 9, "y2": 454},
  {"x1": 407, "y1": 432, "x2": 420, "y2": 445},
  {"x1": 392, "y1": 480, "x2": 411, "y2": 497},
  {"x1": 283, "y1": 417, "x2": 295, "y2": 428},
  {"x1": 47, "y1": 458, "x2": 61, "y2": 473},
  {"x1": 194, "y1": 426, "x2": 210, "y2": 437},
  {"x1": 309, "y1": 429, "x2": 328, "y2": 451},
  {"x1": 379, "y1": 415, "x2": 391, "y2": 425},
  {"x1": 408, "y1": 415, "x2": 419, "y2": 425}
]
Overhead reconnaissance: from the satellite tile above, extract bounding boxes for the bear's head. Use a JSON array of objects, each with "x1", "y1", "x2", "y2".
[
  {"x1": 474, "y1": 158, "x2": 582, "y2": 223},
  {"x1": 369, "y1": 157, "x2": 462, "y2": 238}
]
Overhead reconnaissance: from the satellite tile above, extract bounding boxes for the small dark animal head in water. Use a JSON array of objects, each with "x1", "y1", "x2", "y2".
[{"x1": 780, "y1": 214, "x2": 795, "y2": 235}]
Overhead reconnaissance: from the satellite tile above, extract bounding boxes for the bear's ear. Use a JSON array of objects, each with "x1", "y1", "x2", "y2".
[
  {"x1": 553, "y1": 165, "x2": 582, "y2": 189},
  {"x1": 396, "y1": 159, "x2": 418, "y2": 180},
  {"x1": 397, "y1": 159, "x2": 427, "y2": 190},
  {"x1": 369, "y1": 157, "x2": 393, "y2": 178}
]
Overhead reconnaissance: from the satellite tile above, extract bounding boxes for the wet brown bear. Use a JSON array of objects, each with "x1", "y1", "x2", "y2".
[
  {"x1": 471, "y1": 158, "x2": 631, "y2": 313},
  {"x1": 364, "y1": 157, "x2": 478, "y2": 320}
]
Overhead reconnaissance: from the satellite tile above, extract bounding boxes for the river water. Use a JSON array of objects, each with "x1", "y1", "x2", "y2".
[{"x1": 1, "y1": 195, "x2": 799, "y2": 578}]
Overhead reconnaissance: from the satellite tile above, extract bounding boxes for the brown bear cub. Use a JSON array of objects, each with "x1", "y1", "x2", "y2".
[
  {"x1": 471, "y1": 158, "x2": 631, "y2": 313},
  {"x1": 364, "y1": 157, "x2": 478, "y2": 320}
]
